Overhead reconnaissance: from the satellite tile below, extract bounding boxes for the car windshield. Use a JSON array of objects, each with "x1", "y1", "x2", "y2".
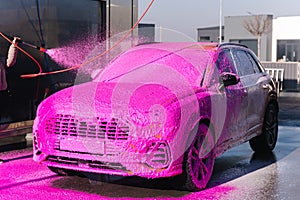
[{"x1": 93, "y1": 43, "x2": 216, "y2": 86}]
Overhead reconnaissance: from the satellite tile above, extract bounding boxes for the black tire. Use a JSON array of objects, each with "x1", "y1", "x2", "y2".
[
  {"x1": 48, "y1": 166, "x2": 77, "y2": 176},
  {"x1": 180, "y1": 123, "x2": 215, "y2": 191},
  {"x1": 250, "y1": 103, "x2": 278, "y2": 153},
  {"x1": 16, "y1": 141, "x2": 28, "y2": 149}
]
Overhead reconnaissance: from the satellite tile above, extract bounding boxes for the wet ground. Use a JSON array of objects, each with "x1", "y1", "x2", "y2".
[
  {"x1": 278, "y1": 92, "x2": 300, "y2": 126},
  {"x1": 0, "y1": 92, "x2": 299, "y2": 200}
]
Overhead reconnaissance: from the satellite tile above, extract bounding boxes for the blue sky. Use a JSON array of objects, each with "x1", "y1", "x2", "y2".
[{"x1": 138, "y1": 0, "x2": 300, "y2": 41}]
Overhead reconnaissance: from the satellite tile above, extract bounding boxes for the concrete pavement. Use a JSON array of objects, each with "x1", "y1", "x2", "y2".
[{"x1": 278, "y1": 92, "x2": 300, "y2": 126}]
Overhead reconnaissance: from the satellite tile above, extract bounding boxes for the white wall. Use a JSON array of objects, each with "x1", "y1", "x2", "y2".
[{"x1": 272, "y1": 16, "x2": 300, "y2": 61}]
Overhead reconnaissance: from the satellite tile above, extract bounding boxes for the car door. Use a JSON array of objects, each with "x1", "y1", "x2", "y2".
[
  {"x1": 215, "y1": 48, "x2": 248, "y2": 144},
  {"x1": 245, "y1": 51, "x2": 270, "y2": 131},
  {"x1": 231, "y1": 48, "x2": 268, "y2": 135}
]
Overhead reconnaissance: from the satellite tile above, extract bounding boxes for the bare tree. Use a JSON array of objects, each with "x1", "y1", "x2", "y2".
[{"x1": 243, "y1": 15, "x2": 271, "y2": 60}]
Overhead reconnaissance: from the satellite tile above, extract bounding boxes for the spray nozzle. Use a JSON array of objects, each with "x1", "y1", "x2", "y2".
[{"x1": 38, "y1": 47, "x2": 47, "y2": 53}]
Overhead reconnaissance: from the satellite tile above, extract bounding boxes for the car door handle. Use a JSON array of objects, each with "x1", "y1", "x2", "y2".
[{"x1": 262, "y1": 84, "x2": 270, "y2": 89}]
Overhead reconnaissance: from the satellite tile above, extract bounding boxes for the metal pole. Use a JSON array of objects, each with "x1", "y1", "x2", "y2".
[
  {"x1": 160, "y1": 26, "x2": 163, "y2": 42},
  {"x1": 107, "y1": 0, "x2": 111, "y2": 38},
  {"x1": 131, "y1": 0, "x2": 134, "y2": 28},
  {"x1": 219, "y1": 0, "x2": 222, "y2": 44}
]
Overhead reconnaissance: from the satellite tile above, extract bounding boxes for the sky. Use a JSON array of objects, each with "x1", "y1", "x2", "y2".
[{"x1": 138, "y1": 0, "x2": 300, "y2": 41}]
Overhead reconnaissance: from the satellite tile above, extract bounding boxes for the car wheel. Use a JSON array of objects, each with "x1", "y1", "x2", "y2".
[
  {"x1": 15, "y1": 141, "x2": 27, "y2": 149},
  {"x1": 250, "y1": 103, "x2": 278, "y2": 153},
  {"x1": 48, "y1": 166, "x2": 77, "y2": 176},
  {"x1": 181, "y1": 123, "x2": 215, "y2": 191}
]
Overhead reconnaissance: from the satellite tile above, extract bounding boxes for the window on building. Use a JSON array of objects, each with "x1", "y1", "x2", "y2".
[
  {"x1": 199, "y1": 36, "x2": 210, "y2": 41},
  {"x1": 277, "y1": 40, "x2": 300, "y2": 62}
]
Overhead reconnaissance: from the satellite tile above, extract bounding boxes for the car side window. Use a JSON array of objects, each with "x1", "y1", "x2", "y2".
[
  {"x1": 232, "y1": 49, "x2": 256, "y2": 76},
  {"x1": 216, "y1": 49, "x2": 236, "y2": 74},
  {"x1": 246, "y1": 52, "x2": 263, "y2": 73}
]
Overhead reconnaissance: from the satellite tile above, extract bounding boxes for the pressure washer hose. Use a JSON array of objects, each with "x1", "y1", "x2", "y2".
[{"x1": 0, "y1": 0, "x2": 155, "y2": 78}]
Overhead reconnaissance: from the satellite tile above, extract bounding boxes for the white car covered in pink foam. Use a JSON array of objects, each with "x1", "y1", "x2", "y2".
[{"x1": 33, "y1": 42, "x2": 278, "y2": 191}]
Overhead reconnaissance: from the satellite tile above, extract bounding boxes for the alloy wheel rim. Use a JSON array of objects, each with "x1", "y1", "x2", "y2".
[
  {"x1": 188, "y1": 134, "x2": 214, "y2": 188},
  {"x1": 265, "y1": 107, "x2": 278, "y2": 146}
]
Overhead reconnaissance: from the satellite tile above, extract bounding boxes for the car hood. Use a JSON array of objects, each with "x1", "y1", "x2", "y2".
[{"x1": 36, "y1": 81, "x2": 202, "y2": 127}]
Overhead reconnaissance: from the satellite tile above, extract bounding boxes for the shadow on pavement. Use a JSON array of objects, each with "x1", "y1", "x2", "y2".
[
  {"x1": 51, "y1": 174, "x2": 189, "y2": 198},
  {"x1": 208, "y1": 151, "x2": 277, "y2": 188}
]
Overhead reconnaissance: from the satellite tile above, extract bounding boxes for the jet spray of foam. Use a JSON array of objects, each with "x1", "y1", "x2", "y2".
[{"x1": 45, "y1": 35, "x2": 101, "y2": 69}]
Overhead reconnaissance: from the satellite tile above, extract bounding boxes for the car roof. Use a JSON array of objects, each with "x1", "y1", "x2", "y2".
[
  {"x1": 218, "y1": 42, "x2": 249, "y2": 50},
  {"x1": 135, "y1": 42, "x2": 219, "y2": 52},
  {"x1": 135, "y1": 42, "x2": 250, "y2": 53}
]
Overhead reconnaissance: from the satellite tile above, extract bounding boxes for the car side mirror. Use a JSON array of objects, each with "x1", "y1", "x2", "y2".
[{"x1": 220, "y1": 72, "x2": 240, "y2": 87}]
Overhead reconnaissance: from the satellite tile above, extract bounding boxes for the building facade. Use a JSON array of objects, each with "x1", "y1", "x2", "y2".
[
  {"x1": 198, "y1": 15, "x2": 300, "y2": 62},
  {"x1": 197, "y1": 26, "x2": 224, "y2": 43},
  {"x1": 224, "y1": 15, "x2": 273, "y2": 61}
]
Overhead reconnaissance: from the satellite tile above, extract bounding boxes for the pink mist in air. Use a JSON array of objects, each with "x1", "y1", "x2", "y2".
[
  {"x1": 45, "y1": 33, "x2": 144, "y2": 77},
  {"x1": 45, "y1": 35, "x2": 103, "y2": 68}
]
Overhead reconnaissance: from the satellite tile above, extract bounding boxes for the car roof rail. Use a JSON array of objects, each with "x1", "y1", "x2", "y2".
[
  {"x1": 136, "y1": 42, "x2": 161, "y2": 46},
  {"x1": 218, "y1": 42, "x2": 249, "y2": 49}
]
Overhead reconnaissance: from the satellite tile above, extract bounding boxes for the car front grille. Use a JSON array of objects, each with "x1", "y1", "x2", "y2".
[{"x1": 45, "y1": 114, "x2": 130, "y2": 141}]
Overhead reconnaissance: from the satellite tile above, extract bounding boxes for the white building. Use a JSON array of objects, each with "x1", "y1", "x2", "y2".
[{"x1": 272, "y1": 16, "x2": 300, "y2": 62}]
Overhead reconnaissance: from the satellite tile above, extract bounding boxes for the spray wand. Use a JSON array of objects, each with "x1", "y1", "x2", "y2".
[
  {"x1": 1, "y1": 33, "x2": 47, "y2": 53},
  {"x1": 20, "y1": 41, "x2": 47, "y2": 53}
]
